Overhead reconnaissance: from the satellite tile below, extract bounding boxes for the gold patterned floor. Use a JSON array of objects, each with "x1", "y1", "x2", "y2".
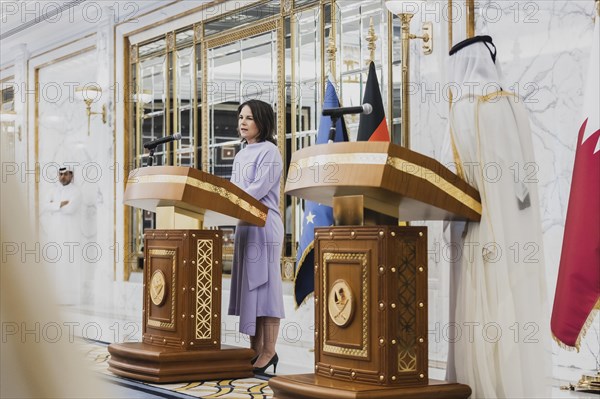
[{"x1": 82, "y1": 341, "x2": 273, "y2": 399}]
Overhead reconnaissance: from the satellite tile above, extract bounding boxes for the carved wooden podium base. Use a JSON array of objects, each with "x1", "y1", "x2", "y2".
[
  {"x1": 108, "y1": 342, "x2": 254, "y2": 383},
  {"x1": 107, "y1": 229, "x2": 255, "y2": 383},
  {"x1": 268, "y1": 226, "x2": 471, "y2": 399},
  {"x1": 269, "y1": 374, "x2": 471, "y2": 399}
]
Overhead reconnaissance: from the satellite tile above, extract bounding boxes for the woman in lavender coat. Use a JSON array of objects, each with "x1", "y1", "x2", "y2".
[{"x1": 228, "y1": 99, "x2": 284, "y2": 374}]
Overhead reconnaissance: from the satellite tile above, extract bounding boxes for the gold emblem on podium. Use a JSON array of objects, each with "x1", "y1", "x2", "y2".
[
  {"x1": 328, "y1": 279, "x2": 354, "y2": 327},
  {"x1": 150, "y1": 270, "x2": 167, "y2": 306}
]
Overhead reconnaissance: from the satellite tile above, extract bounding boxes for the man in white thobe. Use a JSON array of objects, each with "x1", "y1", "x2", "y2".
[
  {"x1": 42, "y1": 165, "x2": 82, "y2": 305},
  {"x1": 444, "y1": 36, "x2": 550, "y2": 398}
]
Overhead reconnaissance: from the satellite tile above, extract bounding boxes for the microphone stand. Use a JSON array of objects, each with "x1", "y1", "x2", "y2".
[
  {"x1": 146, "y1": 147, "x2": 156, "y2": 167},
  {"x1": 328, "y1": 115, "x2": 340, "y2": 144}
]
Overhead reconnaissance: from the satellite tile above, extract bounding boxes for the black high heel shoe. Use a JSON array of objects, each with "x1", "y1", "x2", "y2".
[
  {"x1": 250, "y1": 354, "x2": 259, "y2": 364},
  {"x1": 253, "y1": 353, "x2": 279, "y2": 374}
]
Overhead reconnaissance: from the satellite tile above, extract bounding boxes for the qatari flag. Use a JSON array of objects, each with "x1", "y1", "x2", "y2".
[{"x1": 551, "y1": 16, "x2": 600, "y2": 350}]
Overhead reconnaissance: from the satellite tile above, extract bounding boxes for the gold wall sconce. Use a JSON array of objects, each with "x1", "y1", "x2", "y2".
[
  {"x1": 384, "y1": 0, "x2": 433, "y2": 149},
  {"x1": 0, "y1": 110, "x2": 22, "y2": 141},
  {"x1": 75, "y1": 86, "x2": 107, "y2": 135}
]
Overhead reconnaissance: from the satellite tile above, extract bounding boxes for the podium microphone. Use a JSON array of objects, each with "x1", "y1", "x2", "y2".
[
  {"x1": 144, "y1": 133, "x2": 183, "y2": 149},
  {"x1": 325, "y1": 103, "x2": 372, "y2": 143},
  {"x1": 322, "y1": 103, "x2": 372, "y2": 117}
]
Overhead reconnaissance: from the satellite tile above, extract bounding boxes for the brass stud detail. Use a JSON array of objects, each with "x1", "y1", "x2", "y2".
[
  {"x1": 392, "y1": 376, "x2": 396, "y2": 381},
  {"x1": 418, "y1": 266, "x2": 424, "y2": 272},
  {"x1": 191, "y1": 287, "x2": 195, "y2": 292},
  {"x1": 192, "y1": 260, "x2": 196, "y2": 264},
  {"x1": 330, "y1": 368, "x2": 334, "y2": 375},
  {"x1": 192, "y1": 234, "x2": 196, "y2": 238},
  {"x1": 315, "y1": 330, "x2": 318, "y2": 336},
  {"x1": 183, "y1": 260, "x2": 187, "y2": 264},
  {"x1": 182, "y1": 314, "x2": 186, "y2": 318},
  {"x1": 379, "y1": 338, "x2": 384, "y2": 344},
  {"x1": 191, "y1": 314, "x2": 194, "y2": 319},
  {"x1": 183, "y1": 233, "x2": 187, "y2": 237},
  {"x1": 329, "y1": 232, "x2": 333, "y2": 237},
  {"x1": 215, "y1": 234, "x2": 219, "y2": 238},
  {"x1": 213, "y1": 340, "x2": 217, "y2": 344},
  {"x1": 391, "y1": 267, "x2": 396, "y2": 273},
  {"x1": 379, "y1": 231, "x2": 384, "y2": 237},
  {"x1": 215, "y1": 287, "x2": 218, "y2": 291},
  {"x1": 215, "y1": 260, "x2": 219, "y2": 265},
  {"x1": 183, "y1": 287, "x2": 186, "y2": 291},
  {"x1": 214, "y1": 314, "x2": 218, "y2": 318},
  {"x1": 379, "y1": 302, "x2": 385, "y2": 310},
  {"x1": 420, "y1": 373, "x2": 425, "y2": 379},
  {"x1": 351, "y1": 231, "x2": 355, "y2": 237},
  {"x1": 392, "y1": 339, "x2": 397, "y2": 344},
  {"x1": 181, "y1": 341, "x2": 185, "y2": 345},
  {"x1": 150, "y1": 337, "x2": 153, "y2": 342},
  {"x1": 190, "y1": 342, "x2": 194, "y2": 346},
  {"x1": 351, "y1": 371, "x2": 356, "y2": 378},
  {"x1": 315, "y1": 297, "x2": 318, "y2": 303},
  {"x1": 419, "y1": 232, "x2": 423, "y2": 237},
  {"x1": 315, "y1": 232, "x2": 319, "y2": 237},
  {"x1": 379, "y1": 375, "x2": 384, "y2": 381},
  {"x1": 163, "y1": 338, "x2": 166, "y2": 343},
  {"x1": 391, "y1": 231, "x2": 396, "y2": 237},
  {"x1": 315, "y1": 365, "x2": 319, "y2": 371},
  {"x1": 379, "y1": 266, "x2": 384, "y2": 273},
  {"x1": 419, "y1": 302, "x2": 424, "y2": 308},
  {"x1": 419, "y1": 337, "x2": 424, "y2": 343},
  {"x1": 165, "y1": 233, "x2": 169, "y2": 238},
  {"x1": 391, "y1": 303, "x2": 396, "y2": 309}
]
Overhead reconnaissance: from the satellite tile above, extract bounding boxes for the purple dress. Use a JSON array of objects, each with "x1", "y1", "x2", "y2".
[{"x1": 228, "y1": 141, "x2": 285, "y2": 336}]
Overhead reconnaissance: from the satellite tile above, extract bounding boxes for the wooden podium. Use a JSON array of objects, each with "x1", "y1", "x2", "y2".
[
  {"x1": 269, "y1": 142, "x2": 480, "y2": 398},
  {"x1": 108, "y1": 166, "x2": 268, "y2": 383}
]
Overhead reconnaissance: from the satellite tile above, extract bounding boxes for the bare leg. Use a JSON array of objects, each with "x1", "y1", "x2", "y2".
[
  {"x1": 253, "y1": 317, "x2": 280, "y2": 368},
  {"x1": 250, "y1": 318, "x2": 264, "y2": 363}
]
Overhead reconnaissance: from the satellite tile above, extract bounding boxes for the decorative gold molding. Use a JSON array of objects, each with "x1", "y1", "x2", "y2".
[
  {"x1": 466, "y1": 0, "x2": 475, "y2": 38},
  {"x1": 166, "y1": 32, "x2": 175, "y2": 52},
  {"x1": 322, "y1": 252, "x2": 369, "y2": 358},
  {"x1": 29, "y1": 33, "x2": 96, "y2": 62},
  {"x1": 277, "y1": 18, "x2": 286, "y2": 223},
  {"x1": 147, "y1": 249, "x2": 177, "y2": 329},
  {"x1": 205, "y1": 19, "x2": 278, "y2": 49},
  {"x1": 196, "y1": 239, "x2": 213, "y2": 339},
  {"x1": 130, "y1": 44, "x2": 138, "y2": 63}
]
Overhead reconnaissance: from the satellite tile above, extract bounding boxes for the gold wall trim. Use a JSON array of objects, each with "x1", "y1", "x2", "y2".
[
  {"x1": 127, "y1": 174, "x2": 268, "y2": 222},
  {"x1": 292, "y1": 152, "x2": 482, "y2": 215},
  {"x1": 196, "y1": 239, "x2": 213, "y2": 339},
  {"x1": 118, "y1": 0, "x2": 228, "y2": 37},
  {"x1": 205, "y1": 19, "x2": 278, "y2": 48},
  {"x1": 29, "y1": 33, "x2": 96, "y2": 61},
  {"x1": 34, "y1": 45, "x2": 96, "y2": 71},
  {"x1": 322, "y1": 252, "x2": 369, "y2": 358},
  {"x1": 147, "y1": 249, "x2": 177, "y2": 329}
]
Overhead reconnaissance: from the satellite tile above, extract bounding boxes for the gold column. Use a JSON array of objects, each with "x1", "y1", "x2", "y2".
[
  {"x1": 466, "y1": 0, "x2": 475, "y2": 38},
  {"x1": 400, "y1": 13, "x2": 413, "y2": 149}
]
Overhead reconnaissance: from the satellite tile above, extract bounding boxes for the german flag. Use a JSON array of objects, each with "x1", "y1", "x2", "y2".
[{"x1": 357, "y1": 61, "x2": 390, "y2": 142}]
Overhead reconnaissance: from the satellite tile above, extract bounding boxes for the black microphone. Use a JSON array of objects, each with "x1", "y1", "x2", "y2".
[
  {"x1": 144, "y1": 133, "x2": 182, "y2": 149},
  {"x1": 322, "y1": 103, "x2": 373, "y2": 117}
]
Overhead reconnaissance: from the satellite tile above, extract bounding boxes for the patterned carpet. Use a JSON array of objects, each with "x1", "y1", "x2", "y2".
[{"x1": 82, "y1": 341, "x2": 274, "y2": 399}]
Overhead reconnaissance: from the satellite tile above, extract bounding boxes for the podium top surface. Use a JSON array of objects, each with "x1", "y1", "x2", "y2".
[
  {"x1": 284, "y1": 142, "x2": 481, "y2": 222},
  {"x1": 124, "y1": 166, "x2": 268, "y2": 227}
]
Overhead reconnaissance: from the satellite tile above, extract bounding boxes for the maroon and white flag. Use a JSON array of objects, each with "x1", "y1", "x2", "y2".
[{"x1": 551, "y1": 16, "x2": 600, "y2": 350}]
